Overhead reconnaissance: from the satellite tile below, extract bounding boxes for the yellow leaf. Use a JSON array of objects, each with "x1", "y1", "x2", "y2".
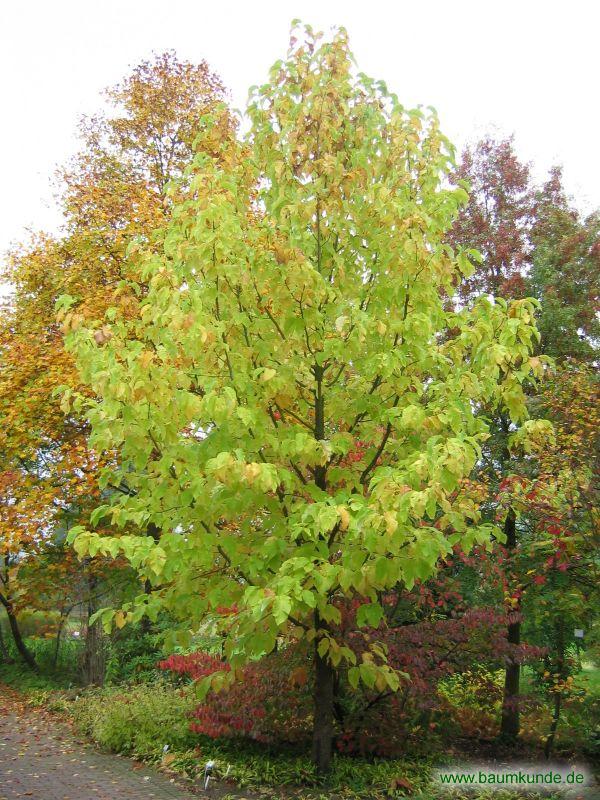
[
  {"x1": 337, "y1": 506, "x2": 350, "y2": 531},
  {"x1": 244, "y1": 463, "x2": 262, "y2": 483},
  {"x1": 139, "y1": 351, "x2": 154, "y2": 369},
  {"x1": 383, "y1": 511, "x2": 398, "y2": 535},
  {"x1": 260, "y1": 368, "x2": 276, "y2": 382}
]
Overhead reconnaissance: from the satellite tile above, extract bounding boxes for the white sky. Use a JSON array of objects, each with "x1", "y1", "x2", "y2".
[{"x1": 1, "y1": 0, "x2": 598, "y2": 257}]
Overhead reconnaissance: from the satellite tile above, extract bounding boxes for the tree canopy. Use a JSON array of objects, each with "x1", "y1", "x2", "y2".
[{"x1": 63, "y1": 25, "x2": 545, "y2": 771}]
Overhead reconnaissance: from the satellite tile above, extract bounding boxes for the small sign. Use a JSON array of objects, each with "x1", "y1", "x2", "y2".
[{"x1": 574, "y1": 629, "x2": 584, "y2": 638}]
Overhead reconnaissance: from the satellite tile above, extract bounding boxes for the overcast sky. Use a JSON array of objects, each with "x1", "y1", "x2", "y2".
[{"x1": 1, "y1": 0, "x2": 598, "y2": 257}]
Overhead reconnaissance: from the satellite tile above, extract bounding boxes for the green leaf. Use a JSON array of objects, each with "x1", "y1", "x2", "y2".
[
  {"x1": 272, "y1": 595, "x2": 292, "y2": 625},
  {"x1": 356, "y1": 602, "x2": 384, "y2": 629},
  {"x1": 348, "y1": 666, "x2": 360, "y2": 690},
  {"x1": 359, "y1": 661, "x2": 377, "y2": 689},
  {"x1": 317, "y1": 637, "x2": 330, "y2": 658}
]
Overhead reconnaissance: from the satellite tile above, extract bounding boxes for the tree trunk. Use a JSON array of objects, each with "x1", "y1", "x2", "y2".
[
  {"x1": 0, "y1": 595, "x2": 37, "y2": 670},
  {"x1": 544, "y1": 685, "x2": 562, "y2": 759},
  {"x1": 82, "y1": 573, "x2": 105, "y2": 686},
  {"x1": 500, "y1": 508, "x2": 520, "y2": 741},
  {"x1": 544, "y1": 621, "x2": 565, "y2": 759},
  {"x1": 500, "y1": 616, "x2": 521, "y2": 739},
  {"x1": 312, "y1": 638, "x2": 335, "y2": 775},
  {"x1": 0, "y1": 615, "x2": 10, "y2": 662},
  {"x1": 310, "y1": 364, "x2": 335, "y2": 774},
  {"x1": 52, "y1": 615, "x2": 66, "y2": 670},
  {"x1": 140, "y1": 522, "x2": 161, "y2": 635}
]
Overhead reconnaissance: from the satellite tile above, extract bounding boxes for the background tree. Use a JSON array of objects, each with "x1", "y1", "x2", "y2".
[
  {"x1": 449, "y1": 135, "x2": 534, "y2": 300},
  {"x1": 0, "y1": 51, "x2": 233, "y2": 673},
  {"x1": 529, "y1": 167, "x2": 600, "y2": 361},
  {"x1": 450, "y1": 135, "x2": 599, "y2": 742}
]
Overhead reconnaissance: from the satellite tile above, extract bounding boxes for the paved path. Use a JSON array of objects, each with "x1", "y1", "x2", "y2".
[{"x1": 0, "y1": 685, "x2": 202, "y2": 800}]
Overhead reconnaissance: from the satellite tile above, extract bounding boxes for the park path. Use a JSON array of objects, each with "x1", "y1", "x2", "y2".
[{"x1": 0, "y1": 684, "x2": 209, "y2": 800}]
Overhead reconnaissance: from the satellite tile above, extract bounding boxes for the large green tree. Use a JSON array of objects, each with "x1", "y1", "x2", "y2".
[{"x1": 64, "y1": 25, "x2": 542, "y2": 772}]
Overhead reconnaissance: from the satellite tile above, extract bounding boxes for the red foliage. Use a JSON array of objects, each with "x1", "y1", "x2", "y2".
[
  {"x1": 160, "y1": 575, "x2": 546, "y2": 757},
  {"x1": 159, "y1": 647, "x2": 312, "y2": 744}
]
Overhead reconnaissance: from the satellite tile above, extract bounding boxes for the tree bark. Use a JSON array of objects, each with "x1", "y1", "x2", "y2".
[
  {"x1": 310, "y1": 364, "x2": 335, "y2": 774},
  {"x1": 140, "y1": 522, "x2": 161, "y2": 634},
  {"x1": 500, "y1": 616, "x2": 521, "y2": 739},
  {"x1": 312, "y1": 636, "x2": 335, "y2": 775},
  {"x1": 0, "y1": 615, "x2": 10, "y2": 662},
  {"x1": 544, "y1": 621, "x2": 565, "y2": 759},
  {"x1": 82, "y1": 572, "x2": 105, "y2": 686},
  {"x1": 52, "y1": 614, "x2": 66, "y2": 669},
  {"x1": 500, "y1": 508, "x2": 520, "y2": 740},
  {"x1": 0, "y1": 594, "x2": 37, "y2": 670}
]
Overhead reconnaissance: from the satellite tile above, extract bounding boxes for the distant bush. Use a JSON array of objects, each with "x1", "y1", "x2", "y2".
[
  {"x1": 15, "y1": 609, "x2": 61, "y2": 638},
  {"x1": 3, "y1": 632, "x2": 82, "y2": 680}
]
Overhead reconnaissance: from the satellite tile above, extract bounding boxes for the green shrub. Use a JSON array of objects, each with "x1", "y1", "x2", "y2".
[
  {"x1": 71, "y1": 680, "x2": 197, "y2": 759},
  {"x1": 438, "y1": 668, "x2": 504, "y2": 714},
  {"x1": 104, "y1": 626, "x2": 164, "y2": 685},
  {"x1": 0, "y1": 660, "x2": 71, "y2": 693}
]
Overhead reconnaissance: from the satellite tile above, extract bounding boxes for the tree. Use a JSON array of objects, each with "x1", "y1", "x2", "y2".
[
  {"x1": 498, "y1": 365, "x2": 599, "y2": 748},
  {"x1": 65, "y1": 24, "x2": 542, "y2": 772},
  {"x1": 449, "y1": 136, "x2": 550, "y2": 741},
  {"x1": 529, "y1": 167, "x2": 600, "y2": 362},
  {"x1": 0, "y1": 52, "x2": 232, "y2": 670},
  {"x1": 449, "y1": 135, "x2": 534, "y2": 300}
]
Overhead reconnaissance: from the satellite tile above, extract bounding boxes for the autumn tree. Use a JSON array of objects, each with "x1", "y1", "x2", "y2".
[
  {"x1": 65, "y1": 25, "x2": 543, "y2": 772},
  {"x1": 0, "y1": 51, "x2": 232, "y2": 670},
  {"x1": 451, "y1": 135, "x2": 599, "y2": 741},
  {"x1": 529, "y1": 167, "x2": 600, "y2": 361},
  {"x1": 449, "y1": 135, "x2": 534, "y2": 300},
  {"x1": 450, "y1": 138, "x2": 599, "y2": 362},
  {"x1": 450, "y1": 136, "x2": 538, "y2": 740}
]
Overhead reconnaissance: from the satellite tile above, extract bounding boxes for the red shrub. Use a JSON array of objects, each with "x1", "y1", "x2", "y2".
[{"x1": 159, "y1": 647, "x2": 312, "y2": 744}]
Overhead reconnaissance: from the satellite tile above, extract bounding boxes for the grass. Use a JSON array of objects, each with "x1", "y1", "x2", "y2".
[
  {"x1": 0, "y1": 634, "x2": 82, "y2": 693},
  {"x1": 0, "y1": 659, "x2": 76, "y2": 693},
  {"x1": 577, "y1": 660, "x2": 600, "y2": 694}
]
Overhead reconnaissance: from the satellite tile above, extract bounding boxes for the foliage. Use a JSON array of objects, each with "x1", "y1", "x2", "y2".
[
  {"x1": 529, "y1": 168, "x2": 600, "y2": 361},
  {"x1": 0, "y1": 16, "x2": 598, "y2": 792},
  {"x1": 0, "y1": 639, "x2": 81, "y2": 693},
  {"x1": 64, "y1": 27, "x2": 544, "y2": 773},
  {"x1": 449, "y1": 135, "x2": 533, "y2": 299},
  {"x1": 2, "y1": 630, "x2": 82, "y2": 672},
  {"x1": 447, "y1": 129, "x2": 599, "y2": 744},
  {"x1": 66, "y1": 675, "x2": 580, "y2": 797},
  {"x1": 438, "y1": 668, "x2": 504, "y2": 739},
  {"x1": 450, "y1": 137, "x2": 599, "y2": 363},
  {"x1": 160, "y1": 646, "x2": 313, "y2": 744},
  {"x1": 159, "y1": 595, "x2": 546, "y2": 759},
  {"x1": 71, "y1": 680, "x2": 198, "y2": 759},
  {"x1": 68, "y1": 676, "x2": 437, "y2": 796},
  {"x1": 0, "y1": 51, "x2": 234, "y2": 669},
  {"x1": 104, "y1": 624, "x2": 164, "y2": 684}
]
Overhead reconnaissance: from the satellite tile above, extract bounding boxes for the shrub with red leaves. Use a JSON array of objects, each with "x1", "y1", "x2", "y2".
[{"x1": 159, "y1": 647, "x2": 312, "y2": 744}]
